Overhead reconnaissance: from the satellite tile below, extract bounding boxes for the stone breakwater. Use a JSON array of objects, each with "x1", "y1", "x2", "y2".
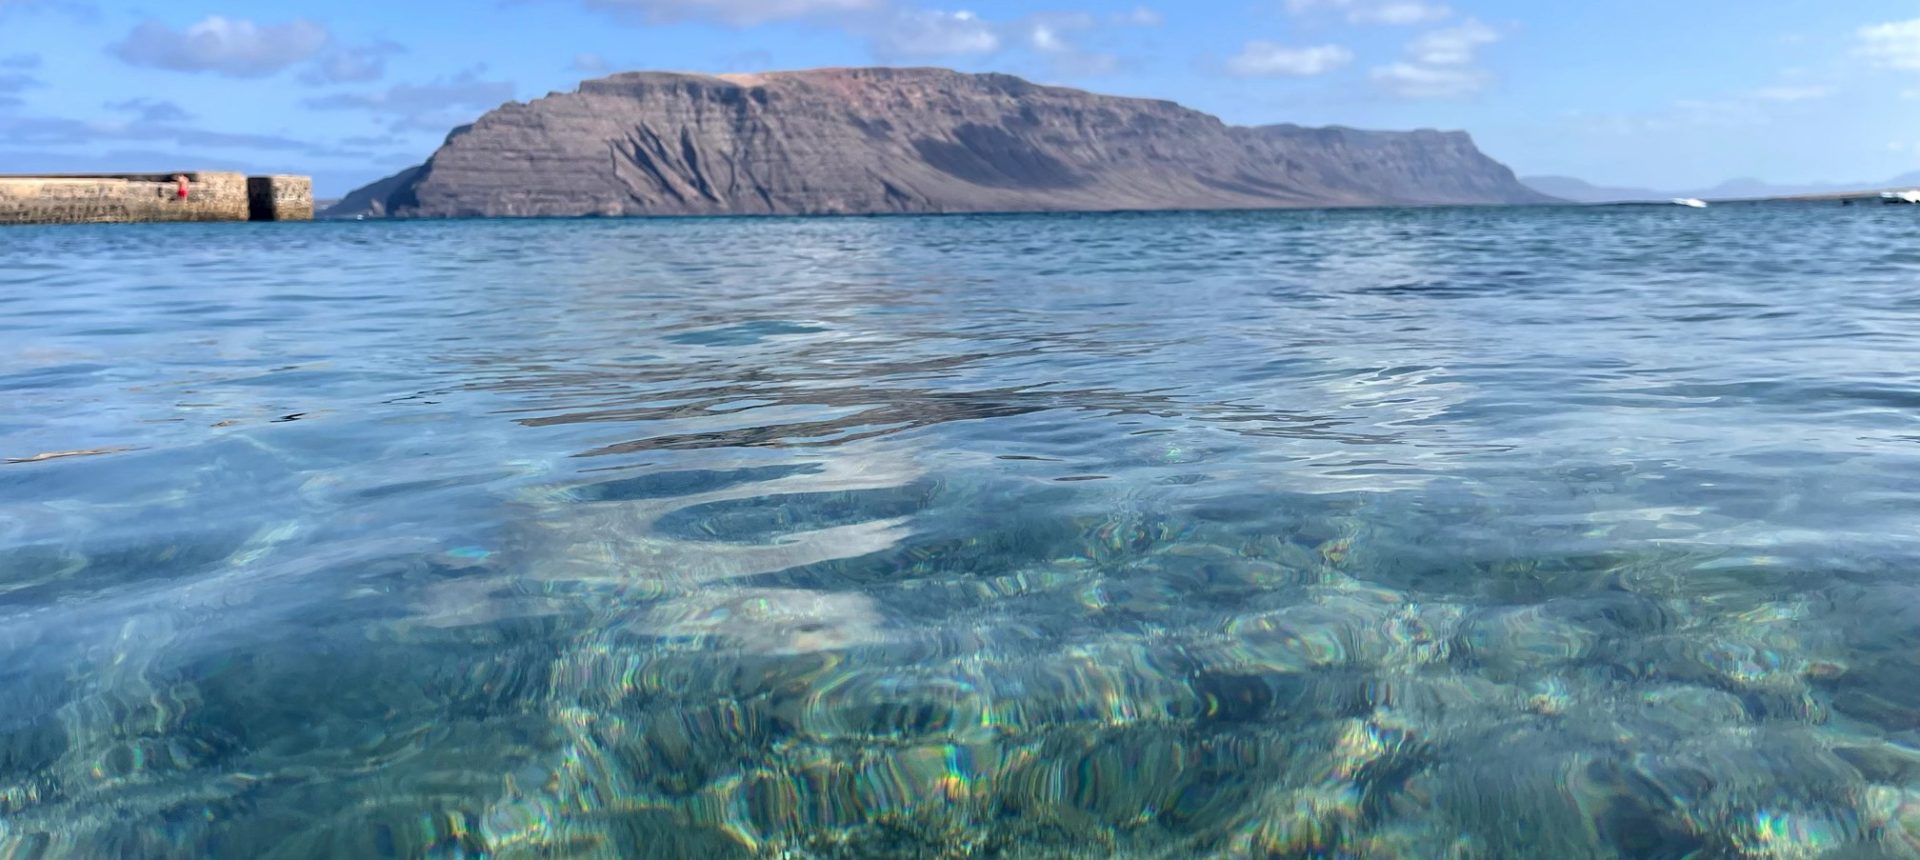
[{"x1": 0, "y1": 172, "x2": 313, "y2": 225}]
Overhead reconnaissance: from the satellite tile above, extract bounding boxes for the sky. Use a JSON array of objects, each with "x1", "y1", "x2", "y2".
[{"x1": 4, "y1": 0, "x2": 1920, "y2": 197}]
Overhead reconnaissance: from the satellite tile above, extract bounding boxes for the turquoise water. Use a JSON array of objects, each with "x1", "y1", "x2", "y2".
[{"x1": 5, "y1": 206, "x2": 1920, "y2": 858}]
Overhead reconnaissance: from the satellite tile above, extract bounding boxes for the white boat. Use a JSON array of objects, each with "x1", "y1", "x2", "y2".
[
  {"x1": 1671, "y1": 198, "x2": 1709, "y2": 209},
  {"x1": 1881, "y1": 190, "x2": 1920, "y2": 205}
]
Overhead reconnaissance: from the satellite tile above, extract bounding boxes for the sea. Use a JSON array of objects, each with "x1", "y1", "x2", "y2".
[{"x1": 4, "y1": 205, "x2": 1920, "y2": 859}]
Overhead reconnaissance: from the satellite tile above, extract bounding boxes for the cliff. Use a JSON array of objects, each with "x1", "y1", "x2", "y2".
[
  {"x1": 323, "y1": 164, "x2": 423, "y2": 219},
  {"x1": 328, "y1": 67, "x2": 1554, "y2": 219}
]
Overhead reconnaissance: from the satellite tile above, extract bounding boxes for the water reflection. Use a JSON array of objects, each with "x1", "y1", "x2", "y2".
[{"x1": 3, "y1": 208, "x2": 1920, "y2": 857}]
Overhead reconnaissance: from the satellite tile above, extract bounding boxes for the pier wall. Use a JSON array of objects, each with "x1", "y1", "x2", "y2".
[
  {"x1": 0, "y1": 172, "x2": 313, "y2": 225},
  {"x1": 247, "y1": 176, "x2": 315, "y2": 222}
]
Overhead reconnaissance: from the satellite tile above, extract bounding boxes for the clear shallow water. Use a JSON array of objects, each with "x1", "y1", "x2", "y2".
[{"x1": 4, "y1": 206, "x2": 1920, "y2": 858}]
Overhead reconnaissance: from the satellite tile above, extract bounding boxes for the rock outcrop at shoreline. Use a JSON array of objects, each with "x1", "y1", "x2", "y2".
[{"x1": 328, "y1": 67, "x2": 1554, "y2": 219}]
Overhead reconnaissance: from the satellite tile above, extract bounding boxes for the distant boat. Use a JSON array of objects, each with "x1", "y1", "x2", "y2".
[
  {"x1": 1671, "y1": 198, "x2": 1709, "y2": 208},
  {"x1": 1882, "y1": 190, "x2": 1920, "y2": 205}
]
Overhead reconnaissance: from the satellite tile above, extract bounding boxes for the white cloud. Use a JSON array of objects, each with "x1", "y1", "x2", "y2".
[
  {"x1": 1370, "y1": 62, "x2": 1486, "y2": 97},
  {"x1": 581, "y1": 0, "x2": 882, "y2": 26},
  {"x1": 0, "y1": 112, "x2": 368, "y2": 159},
  {"x1": 105, "y1": 97, "x2": 193, "y2": 122},
  {"x1": 1227, "y1": 41, "x2": 1353, "y2": 77},
  {"x1": 0, "y1": 70, "x2": 37, "y2": 97},
  {"x1": 0, "y1": 1, "x2": 94, "y2": 21},
  {"x1": 1668, "y1": 97, "x2": 1766, "y2": 126},
  {"x1": 1287, "y1": 0, "x2": 1450, "y2": 26},
  {"x1": 303, "y1": 41, "x2": 404, "y2": 85},
  {"x1": 1005, "y1": 13, "x2": 1124, "y2": 75},
  {"x1": 1352, "y1": 1, "x2": 1450, "y2": 25},
  {"x1": 1025, "y1": 12, "x2": 1097, "y2": 43},
  {"x1": 1028, "y1": 22, "x2": 1070, "y2": 53},
  {"x1": 572, "y1": 0, "x2": 1138, "y2": 73},
  {"x1": 870, "y1": 9, "x2": 1000, "y2": 57},
  {"x1": 1859, "y1": 18, "x2": 1920, "y2": 70},
  {"x1": 1749, "y1": 84, "x2": 1833, "y2": 102},
  {"x1": 1563, "y1": 82, "x2": 1838, "y2": 144},
  {"x1": 1020, "y1": 14, "x2": 1076, "y2": 53},
  {"x1": 573, "y1": 53, "x2": 611, "y2": 73},
  {"x1": 1407, "y1": 19, "x2": 1498, "y2": 65},
  {"x1": 1371, "y1": 18, "x2": 1498, "y2": 98},
  {"x1": 0, "y1": 53, "x2": 37, "y2": 104},
  {"x1": 110, "y1": 16, "x2": 330, "y2": 78},
  {"x1": 303, "y1": 68, "x2": 516, "y2": 133}
]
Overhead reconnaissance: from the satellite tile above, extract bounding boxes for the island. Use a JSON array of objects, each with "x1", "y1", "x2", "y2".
[{"x1": 328, "y1": 67, "x2": 1554, "y2": 219}]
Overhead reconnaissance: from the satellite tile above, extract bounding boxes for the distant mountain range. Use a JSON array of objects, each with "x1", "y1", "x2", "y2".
[
  {"x1": 1524, "y1": 173, "x2": 1920, "y2": 204},
  {"x1": 327, "y1": 67, "x2": 1554, "y2": 219}
]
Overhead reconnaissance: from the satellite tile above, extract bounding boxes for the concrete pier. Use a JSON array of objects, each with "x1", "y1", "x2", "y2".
[
  {"x1": 0, "y1": 172, "x2": 313, "y2": 225},
  {"x1": 247, "y1": 175, "x2": 315, "y2": 221}
]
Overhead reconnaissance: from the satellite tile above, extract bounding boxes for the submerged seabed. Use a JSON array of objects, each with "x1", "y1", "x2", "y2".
[{"x1": 5, "y1": 207, "x2": 1920, "y2": 858}]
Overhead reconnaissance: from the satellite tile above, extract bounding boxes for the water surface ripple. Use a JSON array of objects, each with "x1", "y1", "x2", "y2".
[{"x1": 6, "y1": 207, "x2": 1920, "y2": 858}]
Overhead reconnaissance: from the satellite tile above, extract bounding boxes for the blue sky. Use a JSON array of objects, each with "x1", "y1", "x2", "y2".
[{"x1": 4, "y1": 0, "x2": 1920, "y2": 196}]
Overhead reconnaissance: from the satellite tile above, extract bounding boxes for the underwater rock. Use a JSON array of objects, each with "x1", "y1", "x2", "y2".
[
  {"x1": 638, "y1": 587, "x2": 893, "y2": 657},
  {"x1": 1455, "y1": 604, "x2": 1600, "y2": 678}
]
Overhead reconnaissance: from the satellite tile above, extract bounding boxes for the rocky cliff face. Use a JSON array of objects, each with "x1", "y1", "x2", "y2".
[{"x1": 329, "y1": 67, "x2": 1553, "y2": 219}]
